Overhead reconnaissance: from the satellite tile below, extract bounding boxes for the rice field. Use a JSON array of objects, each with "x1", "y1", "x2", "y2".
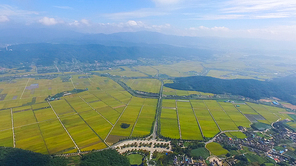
[
  {"x1": 204, "y1": 100, "x2": 238, "y2": 131},
  {"x1": 121, "y1": 78, "x2": 161, "y2": 93},
  {"x1": 0, "y1": 73, "x2": 292, "y2": 155},
  {"x1": 206, "y1": 142, "x2": 229, "y2": 156}
]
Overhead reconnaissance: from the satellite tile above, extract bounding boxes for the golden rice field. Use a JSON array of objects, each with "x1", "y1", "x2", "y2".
[
  {"x1": 0, "y1": 75, "x2": 156, "y2": 154},
  {"x1": 0, "y1": 71, "x2": 291, "y2": 155}
]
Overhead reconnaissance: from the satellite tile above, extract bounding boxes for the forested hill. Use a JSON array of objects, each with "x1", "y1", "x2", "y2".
[
  {"x1": 0, "y1": 147, "x2": 66, "y2": 166},
  {"x1": 164, "y1": 75, "x2": 296, "y2": 105},
  {"x1": 0, "y1": 43, "x2": 212, "y2": 67}
]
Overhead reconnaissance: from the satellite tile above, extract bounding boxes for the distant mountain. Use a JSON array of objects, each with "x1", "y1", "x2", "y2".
[
  {"x1": 0, "y1": 43, "x2": 213, "y2": 67},
  {"x1": 1, "y1": 28, "x2": 296, "y2": 52}
]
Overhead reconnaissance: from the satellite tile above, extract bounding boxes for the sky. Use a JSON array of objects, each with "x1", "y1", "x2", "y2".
[{"x1": 1, "y1": 0, "x2": 296, "y2": 40}]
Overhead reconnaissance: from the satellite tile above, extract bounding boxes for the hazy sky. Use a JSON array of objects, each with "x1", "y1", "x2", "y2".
[{"x1": 1, "y1": 0, "x2": 296, "y2": 40}]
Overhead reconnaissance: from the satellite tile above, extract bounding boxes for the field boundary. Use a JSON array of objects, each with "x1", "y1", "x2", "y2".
[
  {"x1": 217, "y1": 102, "x2": 238, "y2": 128},
  {"x1": 19, "y1": 78, "x2": 30, "y2": 99},
  {"x1": 64, "y1": 99, "x2": 109, "y2": 147},
  {"x1": 31, "y1": 106, "x2": 50, "y2": 154},
  {"x1": 10, "y1": 108, "x2": 15, "y2": 148},
  {"x1": 189, "y1": 101, "x2": 204, "y2": 138},
  {"x1": 203, "y1": 101, "x2": 222, "y2": 132},
  {"x1": 175, "y1": 100, "x2": 182, "y2": 139},
  {"x1": 48, "y1": 101, "x2": 80, "y2": 153},
  {"x1": 104, "y1": 98, "x2": 132, "y2": 143},
  {"x1": 130, "y1": 99, "x2": 145, "y2": 137},
  {"x1": 79, "y1": 96, "x2": 114, "y2": 126}
]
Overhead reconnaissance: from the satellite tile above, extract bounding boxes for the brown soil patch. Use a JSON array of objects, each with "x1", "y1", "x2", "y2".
[
  {"x1": 106, "y1": 135, "x2": 127, "y2": 145},
  {"x1": 260, "y1": 99, "x2": 272, "y2": 102},
  {"x1": 162, "y1": 107, "x2": 176, "y2": 110},
  {"x1": 113, "y1": 105, "x2": 126, "y2": 109},
  {"x1": 80, "y1": 141, "x2": 102, "y2": 149},
  {"x1": 279, "y1": 112, "x2": 296, "y2": 115},
  {"x1": 282, "y1": 104, "x2": 296, "y2": 110}
]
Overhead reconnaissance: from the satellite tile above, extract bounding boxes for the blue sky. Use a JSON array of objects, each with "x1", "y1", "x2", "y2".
[{"x1": 1, "y1": 0, "x2": 296, "y2": 40}]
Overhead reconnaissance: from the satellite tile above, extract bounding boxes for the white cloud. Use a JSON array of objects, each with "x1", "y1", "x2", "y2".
[
  {"x1": 103, "y1": 8, "x2": 168, "y2": 20},
  {"x1": 69, "y1": 19, "x2": 90, "y2": 26},
  {"x1": 53, "y1": 6, "x2": 73, "y2": 10},
  {"x1": 127, "y1": 20, "x2": 138, "y2": 26},
  {"x1": 80, "y1": 19, "x2": 90, "y2": 25},
  {"x1": 39, "y1": 17, "x2": 59, "y2": 26},
  {"x1": 0, "y1": 15, "x2": 9, "y2": 22},
  {"x1": 0, "y1": 4, "x2": 38, "y2": 16},
  {"x1": 224, "y1": 0, "x2": 296, "y2": 13},
  {"x1": 152, "y1": 0, "x2": 182, "y2": 5}
]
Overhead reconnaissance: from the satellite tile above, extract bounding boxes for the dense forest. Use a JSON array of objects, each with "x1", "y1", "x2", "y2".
[
  {"x1": 165, "y1": 75, "x2": 296, "y2": 104},
  {"x1": 80, "y1": 149, "x2": 130, "y2": 166},
  {"x1": 0, "y1": 43, "x2": 212, "y2": 67},
  {"x1": 0, "y1": 147, "x2": 67, "y2": 166},
  {"x1": 0, "y1": 147, "x2": 130, "y2": 166}
]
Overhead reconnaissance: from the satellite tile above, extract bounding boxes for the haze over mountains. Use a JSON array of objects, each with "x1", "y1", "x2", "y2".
[{"x1": 1, "y1": 28, "x2": 296, "y2": 52}]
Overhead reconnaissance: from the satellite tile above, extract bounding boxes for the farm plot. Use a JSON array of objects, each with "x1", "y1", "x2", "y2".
[
  {"x1": 247, "y1": 102, "x2": 279, "y2": 124},
  {"x1": 133, "y1": 66, "x2": 158, "y2": 76},
  {"x1": 0, "y1": 129, "x2": 13, "y2": 147},
  {"x1": 99, "y1": 67, "x2": 148, "y2": 77},
  {"x1": 15, "y1": 124, "x2": 48, "y2": 154},
  {"x1": 105, "y1": 91, "x2": 131, "y2": 104},
  {"x1": 162, "y1": 99, "x2": 176, "y2": 108},
  {"x1": 89, "y1": 75, "x2": 124, "y2": 91},
  {"x1": 107, "y1": 105, "x2": 142, "y2": 143},
  {"x1": 50, "y1": 100, "x2": 75, "y2": 116},
  {"x1": 190, "y1": 100, "x2": 220, "y2": 138},
  {"x1": 79, "y1": 110, "x2": 113, "y2": 140},
  {"x1": 144, "y1": 98, "x2": 158, "y2": 106},
  {"x1": 0, "y1": 109, "x2": 12, "y2": 130},
  {"x1": 262, "y1": 105, "x2": 292, "y2": 120},
  {"x1": 177, "y1": 105, "x2": 203, "y2": 140},
  {"x1": 219, "y1": 102, "x2": 251, "y2": 127},
  {"x1": 206, "y1": 142, "x2": 228, "y2": 156},
  {"x1": 121, "y1": 79, "x2": 161, "y2": 93},
  {"x1": 225, "y1": 132, "x2": 247, "y2": 139},
  {"x1": 65, "y1": 96, "x2": 93, "y2": 113},
  {"x1": 60, "y1": 114, "x2": 106, "y2": 151},
  {"x1": 132, "y1": 105, "x2": 156, "y2": 137},
  {"x1": 129, "y1": 97, "x2": 145, "y2": 106},
  {"x1": 153, "y1": 61, "x2": 203, "y2": 77},
  {"x1": 160, "y1": 108, "x2": 180, "y2": 139},
  {"x1": 80, "y1": 92, "x2": 100, "y2": 103},
  {"x1": 0, "y1": 78, "x2": 29, "y2": 102},
  {"x1": 33, "y1": 108, "x2": 57, "y2": 122},
  {"x1": 95, "y1": 106, "x2": 120, "y2": 124},
  {"x1": 38, "y1": 120, "x2": 75, "y2": 154},
  {"x1": 71, "y1": 75, "x2": 96, "y2": 90},
  {"x1": 31, "y1": 102, "x2": 50, "y2": 110},
  {"x1": 204, "y1": 100, "x2": 238, "y2": 131},
  {"x1": 12, "y1": 107, "x2": 36, "y2": 127}
]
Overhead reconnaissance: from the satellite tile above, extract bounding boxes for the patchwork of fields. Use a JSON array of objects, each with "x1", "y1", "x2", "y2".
[
  {"x1": 0, "y1": 73, "x2": 291, "y2": 155},
  {"x1": 0, "y1": 75, "x2": 157, "y2": 154},
  {"x1": 160, "y1": 99, "x2": 289, "y2": 140}
]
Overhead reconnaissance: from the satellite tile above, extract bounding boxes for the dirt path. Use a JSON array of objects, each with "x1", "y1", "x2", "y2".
[
  {"x1": 20, "y1": 78, "x2": 30, "y2": 99},
  {"x1": 79, "y1": 96, "x2": 114, "y2": 126},
  {"x1": 104, "y1": 99, "x2": 132, "y2": 143},
  {"x1": 130, "y1": 101, "x2": 145, "y2": 137},
  {"x1": 48, "y1": 101, "x2": 81, "y2": 153},
  {"x1": 190, "y1": 101, "x2": 204, "y2": 138},
  {"x1": 203, "y1": 100, "x2": 222, "y2": 132},
  {"x1": 70, "y1": 77, "x2": 76, "y2": 89},
  {"x1": 10, "y1": 108, "x2": 15, "y2": 148},
  {"x1": 175, "y1": 100, "x2": 182, "y2": 139}
]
